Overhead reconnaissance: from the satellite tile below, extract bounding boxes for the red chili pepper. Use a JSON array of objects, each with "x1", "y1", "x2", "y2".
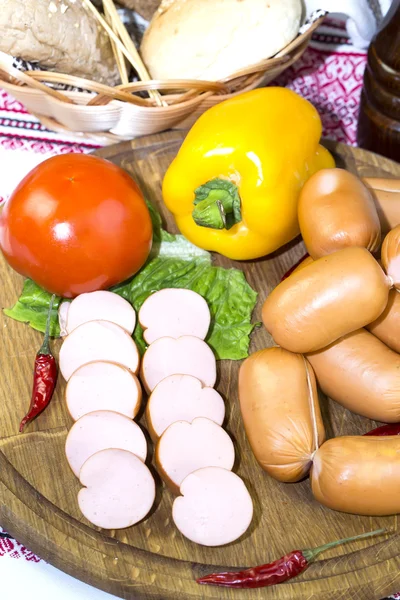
[
  {"x1": 364, "y1": 423, "x2": 400, "y2": 436},
  {"x1": 19, "y1": 295, "x2": 58, "y2": 433},
  {"x1": 280, "y1": 253, "x2": 310, "y2": 282},
  {"x1": 197, "y1": 529, "x2": 386, "y2": 588}
]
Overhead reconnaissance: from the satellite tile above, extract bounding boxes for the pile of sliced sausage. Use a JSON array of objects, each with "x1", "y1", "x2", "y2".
[
  {"x1": 59, "y1": 288, "x2": 253, "y2": 545},
  {"x1": 240, "y1": 169, "x2": 400, "y2": 516}
]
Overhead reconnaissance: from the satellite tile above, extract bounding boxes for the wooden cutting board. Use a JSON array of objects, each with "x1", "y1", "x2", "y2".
[{"x1": 2, "y1": 131, "x2": 400, "y2": 600}]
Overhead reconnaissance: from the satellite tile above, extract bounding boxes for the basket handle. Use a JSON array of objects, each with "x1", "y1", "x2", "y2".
[
  {"x1": 83, "y1": 0, "x2": 166, "y2": 107},
  {"x1": 103, "y1": 0, "x2": 129, "y2": 85},
  {"x1": 27, "y1": 71, "x2": 152, "y2": 107},
  {"x1": 88, "y1": 78, "x2": 228, "y2": 106}
]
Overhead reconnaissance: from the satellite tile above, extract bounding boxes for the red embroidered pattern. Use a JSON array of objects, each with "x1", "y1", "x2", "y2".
[
  {"x1": 274, "y1": 47, "x2": 367, "y2": 145},
  {"x1": 0, "y1": 534, "x2": 41, "y2": 562}
]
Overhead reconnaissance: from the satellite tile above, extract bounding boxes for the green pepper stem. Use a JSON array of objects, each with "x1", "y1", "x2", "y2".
[
  {"x1": 303, "y1": 528, "x2": 387, "y2": 563},
  {"x1": 38, "y1": 294, "x2": 56, "y2": 356},
  {"x1": 192, "y1": 197, "x2": 226, "y2": 229},
  {"x1": 192, "y1": 178, "x2": 242, "y2": 230}
]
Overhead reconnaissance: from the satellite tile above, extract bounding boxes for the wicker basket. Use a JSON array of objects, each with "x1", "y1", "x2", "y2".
[{"x1": 0, "y1": 7, "x2": 326, "y2": 146}]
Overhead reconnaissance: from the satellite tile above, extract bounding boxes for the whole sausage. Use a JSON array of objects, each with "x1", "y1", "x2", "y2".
[
  {"x1": 367, "y1": 288, "x2": 400, "y2": 353},
  {"x1": 311, "y1": 436, "x2": 400, "y2": 515},
  {"x1": 307, "y1": 328, "x2": 400, "y2": 422},
  {"x1": 281, "y1": 254, "x2": 312, "y2": 281},
  {"x1": 262, "y1": 247, "x2": 390, "y2": 353},
  {"x1": 291, "y1": 254, "x2": 313, "y2": 274},
  {"x1": 363, "y1": 177, "x2": 400, "y2": 233},
  {"x1": 298, "y1": 169, "x2": 381, "y2": 259},
  {"x1": 381, "y1": 225, "x2": 400, "y2": 289},
  {"x1": 238, "y1": 347, "x2": 325, "y2": 482}
]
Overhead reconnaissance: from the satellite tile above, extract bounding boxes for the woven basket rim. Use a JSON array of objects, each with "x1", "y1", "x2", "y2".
[{"x1": 0, "y1": 15, "x2": 324, "y2": 111}]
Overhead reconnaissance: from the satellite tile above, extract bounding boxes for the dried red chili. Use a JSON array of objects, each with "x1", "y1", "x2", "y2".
[
  {"x1": 364, "y1": 423, "x2": 400, "y2": 436},
  {"x1": 280, "y1": 253, "x2": 310, "y2": 282},
  {"x1": 19, "y1": 295, "x2": 58, "y2": 433},
  {"x1": 197, "y1": 529, "x2": 386, "y2": 588}
]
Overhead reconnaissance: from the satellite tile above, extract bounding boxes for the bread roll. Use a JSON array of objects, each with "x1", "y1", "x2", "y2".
[
  {"x1": 141, "y1": 0, "x2": 302, "y2": 81},
  {"x1": 0, "y1": 0, "x2": 119, "y2": 85}
]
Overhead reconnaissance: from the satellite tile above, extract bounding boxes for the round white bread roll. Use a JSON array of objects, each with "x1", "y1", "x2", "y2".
[{"x1": 141, "y1": 0, "x2": 302, "y2": 81}]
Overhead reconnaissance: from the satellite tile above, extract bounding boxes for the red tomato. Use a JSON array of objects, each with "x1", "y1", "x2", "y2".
[{"x1": 0, "y1": 154, "x2": 153, "y2": 298}]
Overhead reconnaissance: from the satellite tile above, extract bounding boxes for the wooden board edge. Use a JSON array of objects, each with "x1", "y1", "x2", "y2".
[{"x1": 2, "y1": 448, "x2": 400, "y2": 600}]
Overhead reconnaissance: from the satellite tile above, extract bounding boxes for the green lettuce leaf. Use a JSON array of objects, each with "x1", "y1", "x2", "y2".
[
  {"x1": 3, "y1": 279, "x2": 61, "y2": 337},
  {"x1": 4, "y1": 204, "x2": 258, "y2": 360},
  {"x1": 112, "y1": 256, "x2": 257, "y2": 359}
]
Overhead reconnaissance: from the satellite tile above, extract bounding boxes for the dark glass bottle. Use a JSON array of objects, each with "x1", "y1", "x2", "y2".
[{"x1": 357, "y1": 0, "x2": 400, "y2": 160}]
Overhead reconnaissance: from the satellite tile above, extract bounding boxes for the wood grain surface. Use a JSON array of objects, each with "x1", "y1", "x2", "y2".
[{"x1": 1, "y1": 132, "x2": 400, "y2": 600}]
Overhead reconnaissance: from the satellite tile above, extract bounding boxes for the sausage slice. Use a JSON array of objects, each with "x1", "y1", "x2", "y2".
[
  {"x1": 66, "y1": 290, "x2": 136, "y2": 335},
  {"x1": 155, "y1": 417, "x2": 235, "y2": 493},
  {"x1": 59, "y1": 320, "x2": 139, "y2": 381},
  {"x1": 141, "y1": 336, "x2": 216, "y2": 393},
  {"x1": 78, "y1": 448, "x2": 155, "y2": 529},
  {"x1": 173, "y1": 467, "x2": 253, "y2": 546},
  {"x1": 66, "y1": 361, "x2": 142, "y2": 421},
  {"x1": 58, "y1": 301, "x2": 70, "y2": 337},
  {"x1": 146, "y1": 374, "x2": 224, "y2": 441},
  {"x1": 139, "y1": 288, "x2": 210, "y2": 344},
  {"x1": 65, "y1": 410, "x2": 147, "y2": 477}
]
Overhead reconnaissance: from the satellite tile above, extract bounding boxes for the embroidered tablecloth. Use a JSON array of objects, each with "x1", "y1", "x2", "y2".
[{"x1": 0, "y1": 16, "x2": 399, "y2": 600}]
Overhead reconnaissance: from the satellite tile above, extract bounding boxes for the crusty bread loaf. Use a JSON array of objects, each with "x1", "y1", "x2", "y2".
[
  {"x1": 141, "y1": 0, "x2": 302, "y2": 81},
  {"x1": 0, "y1": 0, "x2": 120, "y2": 85}
]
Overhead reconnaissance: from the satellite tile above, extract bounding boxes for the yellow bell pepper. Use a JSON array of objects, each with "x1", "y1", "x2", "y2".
[{"x1": 162, "y1": 87, "x2": 335, "y2": 260}]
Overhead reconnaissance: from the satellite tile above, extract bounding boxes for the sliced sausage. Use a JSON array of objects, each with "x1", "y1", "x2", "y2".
[
  {"x1": 155, "y1": 417, "x2": 235, "y2": 494},
  {"x1": 66, "y1": 361, "x2": 142, "y2": 421},
  {"x1": 311, "y1": 436, "x2": 400, "y2": 515},
  {"x1": 59, "y1": 320, "x2": 139, "y2": 381},
  {"x1": 146, "y1": 374, "x2": 225, "y2": 442},
  {"x1": 66, "y1": 290, "x2": 136, "y2": 335},
  {"x1": 78, "y1": 448, "x2": 155, "y2": 529},
  {"x1": 381, "y1": 225, "x2": 400, "y2": 289},
  {"x1": 367, "y1": 289, "x2": 400, "y2": 353},
  {"x1": 262, "y1": 247, "x2": 390, "y2": 353},
  {"x1": 58, "y1": 301, "x2": 70, "y2": 337},
  {"x1": 141, "y1": 335, "x2": 216, "y2": 393},
  {"x1": 298, "y1": 169, "x2": 381, "y2": 258},
  {"x1": 139, "y1": 288, "x2": 210, "y2": 344},
  {"x1": 238, "y1": 347, "x2": 325, "y2": 482},
  {"x1": 172, "y1": 466, "x2": 253, "y2": 546},
  {"x1": 363, "y1": 177, "x2": 400, "y2": 233},
  {"x1": 65, "y1": 410, "x2": 147, "y2": 477},
  {"x1": 307, "y1": 328, "x2": 400, "y2": 422}
]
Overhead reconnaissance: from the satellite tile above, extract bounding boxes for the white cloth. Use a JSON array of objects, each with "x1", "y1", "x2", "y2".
[
  {"x1": 0, "y1": 555, "x2": 117, "y2": 600},
  {"x1": 304, "y1": 0, "x2": 391, "y2": 48}
]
